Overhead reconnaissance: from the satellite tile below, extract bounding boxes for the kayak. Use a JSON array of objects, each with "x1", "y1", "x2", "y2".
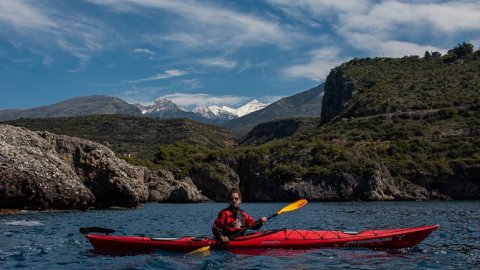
[{"x1": 83, "y1": 224, "x2": 439, "y2": 253}]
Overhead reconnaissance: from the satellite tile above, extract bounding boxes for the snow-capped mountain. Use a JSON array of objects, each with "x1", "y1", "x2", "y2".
[
  {"x1": 193, "y1": 105, "x2": 217, "y2": 118},
  {"x1": 138, "y1": 96, "x2": 269, "y2": 124},
  {"x1": 193, "y1": 105, "x2": 237, "y2": 120},
  {"x1": 232, "y1": 99, "x2": 268, "y2": 117},
  {"x1": 141, "y1": 97, "x2": 184, "y2": 115},
  {"x1": 192, "y1": 100, "x2": 268, "y2": 119}
]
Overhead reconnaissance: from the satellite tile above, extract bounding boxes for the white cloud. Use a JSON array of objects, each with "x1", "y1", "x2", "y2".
[
  {"x1": 181, "y1": 79, "x2": 202, "y2": 90},
  {"x1": 134, "y1": 48, "x2": 157, "y2": 56},
  {"x1": 165, "y1": 93, "x2": 250, "y2": 108},
  {"x1": 125, "y1": 69, "x2": 187, "y2": 83},
  {"x1": 283, "y1": 47, "x2": 348, "y2": 81},
  {"x1": 0, "y1": 0, "x2": 56, "y2": 30},
  {"x1": 368, "y1": 1, "x2": 480, "y2": 33},
  {"x1": 133, "y1": 48, "x2": 158, "y2": 60},
  {"x1": 268, "y1": 0, "x2": 371, "y2": 23},
  {"x1": 198, "y1": 57, "x2": 237, "y2": 69},
  {"x1": 346, "y1": 34, "x2": 446, "y2": 56},
  {"x1": 269, "y1": 0, "x2": 480, "y2": 58},
  {"x1": 0, "y1": 0, "x2": 109, "y2": 69},
  {"x1": 338, "y1": 1, "x2": 480, "y2": 56},
  {"x1": 118, "y1": 86, "x2": 164, "y2": 105},
  {"x1": 89, "y1": 0, "x2": 297, "y2": 50}
]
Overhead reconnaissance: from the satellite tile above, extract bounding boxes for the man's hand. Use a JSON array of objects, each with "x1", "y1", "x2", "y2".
[
  {"x1": 260, "y1": 217, "x2": 267, "y2": 223},
  {"x1": 220, "y1": 236, "x2": 229, "y2": 242}
]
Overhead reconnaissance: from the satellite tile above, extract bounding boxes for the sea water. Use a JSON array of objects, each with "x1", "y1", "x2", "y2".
[{"x1": 1, "y1": 201, "x2": 479, "y2": 269}]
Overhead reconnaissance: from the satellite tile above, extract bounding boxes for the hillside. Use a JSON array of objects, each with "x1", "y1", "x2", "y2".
[
  {"x1": 3, "y1": 115, "x2": 238, "y2": 160},
  {"x1": 239, "y1": 118, "x2": 319, "y2": 146},
  {"x1": 144, "y1": 44, "x2": 480, "y2": 201},
  {"x1": 224, "y1": 84, "x2": 323, "y2": 132},
  {"x1": 0, "y1": 95, "x2": 142, "y2": 121},
  {"x1": 321, "y1": 53, "x2": 480, "y2": 123}
]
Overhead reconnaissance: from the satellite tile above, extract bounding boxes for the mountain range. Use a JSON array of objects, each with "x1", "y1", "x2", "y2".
[
  {"x1": 192, "y1": 99, "x2": 267, "y2": 119},
  {"x1": 224, "y1": 84, "x2": 324, "y2": 132},
  {"x1": 0, "y1": 86, "x2": 324, "y2": 131},
  {"x1": 0, "y1": 96, "x2": 142, "y2": 121},
  {"x1": 141, "y1": 97, "x2": 268, "y2": 121}
]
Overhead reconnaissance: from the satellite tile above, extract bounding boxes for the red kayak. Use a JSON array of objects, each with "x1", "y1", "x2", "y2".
[{"x1": 83, "y1": 224, "x2": 439, "y2": 253}]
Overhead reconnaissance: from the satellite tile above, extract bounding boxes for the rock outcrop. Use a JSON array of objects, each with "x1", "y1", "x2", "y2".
[
  {"x1": 192, "y1": 152, "x2": 460, "y2": 201},
  {"x1": 38, "y1": 131, "x2": 149, "y2": 208},
  {"x1": 144, "y1": 169, "x2": 208, "y2": 203},
  {"x1": 0, "y1": 125, "x2": 207, "y2": 211},
  {"x1": 190, "y1": 162, "x2": 240, "y2": 201},
  {"x1": 0, "y1": 125, "x2": 95, "y2": 210},
  {"x1": 320, "y1": 68, "x2": 354, "y2": 124},
  {"x1": 236, "y1": 164, "x2": 432, "y2": 202}
]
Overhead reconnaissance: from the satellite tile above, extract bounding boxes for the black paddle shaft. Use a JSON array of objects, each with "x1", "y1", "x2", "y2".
[
  {"x1": 228, "y1": 213, "x2": 278, "y2": 239},
  {"x1": 79, "y1": 227, "x2": 115, "y2": 235}
]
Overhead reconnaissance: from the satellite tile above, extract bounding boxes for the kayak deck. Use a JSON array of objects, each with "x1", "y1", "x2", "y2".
[{"x1": 86, "y1": 224, "x2": 439, "y2": 253}]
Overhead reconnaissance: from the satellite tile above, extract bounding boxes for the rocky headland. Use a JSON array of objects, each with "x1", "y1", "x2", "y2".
[
  {"x1": 1, "y1": 122, "x2": 454, "y2": 213},
  {"x1": 0, "y1": 125, "x2": 208, "y2": 212}
]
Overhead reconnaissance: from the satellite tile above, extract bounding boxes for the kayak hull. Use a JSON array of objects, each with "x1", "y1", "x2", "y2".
[{"x1": 86, "y1": 224, "x2": 439, "y2": 253}]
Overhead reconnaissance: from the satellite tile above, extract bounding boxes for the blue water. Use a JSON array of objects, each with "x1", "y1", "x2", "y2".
[{"x1": 1, "y1": 201, "x2": 479, "y2": 269}]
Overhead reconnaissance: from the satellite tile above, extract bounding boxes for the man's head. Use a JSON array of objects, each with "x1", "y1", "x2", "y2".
[{"x1": 229, "y1": 188, "x2": 242, "y2": 207}]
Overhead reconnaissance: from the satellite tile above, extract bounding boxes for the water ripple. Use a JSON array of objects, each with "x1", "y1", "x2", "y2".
[
  {"x1": 4, "y1": 220, "x2": 44, "y2": 226},
  {"x1": 0, "y1": 201, "x2": 478, "y2": 269}
]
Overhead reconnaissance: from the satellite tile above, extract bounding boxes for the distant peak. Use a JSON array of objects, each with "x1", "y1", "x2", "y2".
[
  {"x1": 142, "y1": 96, "x2": 181, "y2": 114},
  {"x1": 143, "y1": 96, "x2": 267, "y2": 118},
  {"x1": 235, "y1": 99, "x2": 268, "y2": 117},
  {"x1": 153, "y1": 96, "x2": 172, "y2": 103}
]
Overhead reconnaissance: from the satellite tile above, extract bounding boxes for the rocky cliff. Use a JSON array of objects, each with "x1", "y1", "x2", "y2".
[
  {"x1": 0, "y1": 125, "x2": 207, "y2": 211},
  {"x1": 320, "y1": 68, "x2": 354, "y2": 124},
  {"x1": 187, "y1": 147, "x2": 453, "y2": 202}
]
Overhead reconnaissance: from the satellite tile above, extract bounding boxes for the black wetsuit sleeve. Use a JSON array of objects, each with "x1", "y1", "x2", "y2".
[
  {"x1": 212, "y1": 226, "x2": 224, "y2": 240},
  {"x1": 249, "y1": 219, "x2": 264, "y2": 230}
]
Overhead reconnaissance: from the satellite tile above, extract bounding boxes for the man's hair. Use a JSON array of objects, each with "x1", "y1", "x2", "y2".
[{"x1": 229, "y1": 188, "x2": 242, "y2": 199}]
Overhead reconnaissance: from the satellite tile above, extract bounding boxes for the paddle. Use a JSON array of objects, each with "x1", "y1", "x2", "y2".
[
  {"x1": 188, "y1": 199, "x2": 308, "y2": 254},
  {"x1": 79, "y1": 227, "x2": 116, "y2": 235}
]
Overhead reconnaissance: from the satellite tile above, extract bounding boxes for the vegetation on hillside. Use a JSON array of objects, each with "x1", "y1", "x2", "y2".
[
  {"x1": 3, "y1": 115, "x2": 237, "y2": 160},
  {"x1": 134, "y1": 43, "x2": 480, "y2": 189},
  {"x1": 339, "y1": 43, "x2": 480, "y2": 119}
]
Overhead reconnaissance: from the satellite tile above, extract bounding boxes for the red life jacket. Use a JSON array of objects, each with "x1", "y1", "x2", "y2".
[{"x1": 212, "y1": 206, "x2": 259, "y2": 239}]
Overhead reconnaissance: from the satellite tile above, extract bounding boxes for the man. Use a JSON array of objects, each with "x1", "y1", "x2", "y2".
[{"x1": 212, "y1": 188, "x2": 267, "y2": 242}]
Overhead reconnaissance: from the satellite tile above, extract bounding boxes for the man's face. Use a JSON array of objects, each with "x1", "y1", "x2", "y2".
[{"x1": 229, "y1": 192, "x2": 241, "y2": 207}]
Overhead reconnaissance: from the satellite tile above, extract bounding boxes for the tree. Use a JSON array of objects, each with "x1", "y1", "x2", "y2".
[
  {"x1": 449, "y1": 42, "x2": 474, "y2": 57},
  {"x1": 424, "y1": 50, "x2": 431, "y2": 59},
  {"x1": 474, "y1": 46, "x2": 480, "y2": 58}
]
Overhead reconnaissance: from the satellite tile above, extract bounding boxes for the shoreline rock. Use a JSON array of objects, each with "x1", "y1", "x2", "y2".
[{"x1": 0, "y1": 125, "x2": 208, "y2": 211}]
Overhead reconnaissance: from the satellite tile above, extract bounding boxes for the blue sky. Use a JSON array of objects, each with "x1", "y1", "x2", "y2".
[{"x1": 1, "y1": 0, "x2": 479, "y2": 110}]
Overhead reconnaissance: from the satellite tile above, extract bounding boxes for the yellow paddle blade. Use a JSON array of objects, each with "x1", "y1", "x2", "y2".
[
  {"x1": 277, "y1": 199, "x2": 308, "y2": 215},
  {"x1": 188, "y1": 245, "x2": 211, "y2": 254}
]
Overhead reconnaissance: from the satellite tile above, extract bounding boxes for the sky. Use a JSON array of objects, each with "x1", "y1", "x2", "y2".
[{"x1": 1, "y1": 0, "x2": 479, "y2": 110}]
